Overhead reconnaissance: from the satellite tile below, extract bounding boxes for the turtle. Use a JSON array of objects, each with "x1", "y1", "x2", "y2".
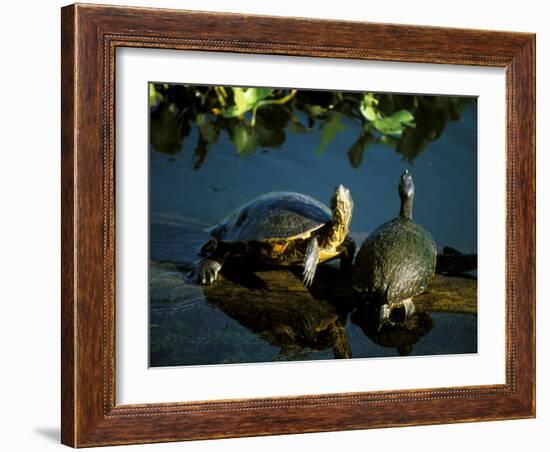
[
  {"x1": 352, "y1": 170, "x2": 437, "y2": 324},
  {"x1": 194, "y1": 185, "x2": 355, "y2": 287}
]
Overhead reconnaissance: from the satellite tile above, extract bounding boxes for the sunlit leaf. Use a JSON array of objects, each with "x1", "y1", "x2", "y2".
[
  {"x1": 223, "y1": 87, "x2": 274, "y2": 118},
  {"x1": 373, "y1": 117, "x2": 404, "y2": 135},
  {"x1": 363, "y1": 105, "x2": 377, "y2": 121},
  {"x1": 359, "y1": 93, "x2": 379, "y2": 122},
  {"x1": 372, "y1": 109, "x2": 415, "y2": 135},
  {"x1": 389, "y1": 109, "x2": 415, "y2": 125}
]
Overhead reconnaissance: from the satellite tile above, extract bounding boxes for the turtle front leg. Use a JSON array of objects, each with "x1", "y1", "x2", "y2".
[
  {"x1": 302, "y1": 237, "x2": 320, "y2": 288},
  {"x1": 378, "y1": 299, "x2": 415, "y2": 328},
  {"x1": 402, "y1": 298, "x2": 415, "y2": 319},
  {"x1": 195, "y1": 250, "x2": 228, "y2": 285},
  {"x1": 338, "y1": 236, "x2": 356, "y2": 272}
]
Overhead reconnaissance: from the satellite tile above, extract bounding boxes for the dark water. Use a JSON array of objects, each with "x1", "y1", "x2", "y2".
[{"x1": 149, "y1": 99, "x2": 478, "y2": 367}]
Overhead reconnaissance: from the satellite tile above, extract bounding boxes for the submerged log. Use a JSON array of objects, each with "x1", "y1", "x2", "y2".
[
  {"x1": 414, "y1": 272, "x2": 477, "y2": 314},
  {"x1": 151, "y1": 260, "x2": 476, "y2": 359},
  {"x1": 152, "y1": 260, "x2": 477, "y2": 315}
]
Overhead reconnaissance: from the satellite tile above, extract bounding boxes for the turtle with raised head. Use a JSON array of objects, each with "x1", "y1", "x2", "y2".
[
  {"x1": 352, "y1": 170, "x2": 436, "y2": 324},
  {"x1": 194, "y1": 185, "x2": 355, "y2": 288}
]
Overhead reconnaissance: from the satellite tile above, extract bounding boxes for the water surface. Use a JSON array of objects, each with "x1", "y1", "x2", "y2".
[{"x1": 149, "y1": 88, "x2": 478, "y2": 367}]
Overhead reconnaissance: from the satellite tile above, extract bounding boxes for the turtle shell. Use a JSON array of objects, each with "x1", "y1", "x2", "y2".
[
  {"x1": 352, "y1": 217, "x2": 437, "y2": 304},
  {"x1": 209, "y1": 192, "x2": 332, "y2": 242}
]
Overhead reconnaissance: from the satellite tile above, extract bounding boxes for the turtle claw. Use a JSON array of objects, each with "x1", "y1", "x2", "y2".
[
  {"x1": 378, "y1": 304, "x2": 391, "y2": 329},
  {"x1": 195, "y1": 259, "x2": 222, "y2": 286},
  {"x1": 302, "y1": 267, "x2": 315, "y2": 288}
]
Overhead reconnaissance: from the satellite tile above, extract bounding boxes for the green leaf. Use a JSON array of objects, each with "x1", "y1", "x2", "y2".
[
  {"x1": 223, "y1": 87, "x2": 274, "y2": 118},
  {"x1": 254, "y1": 119, "x2": 285, "y2": 148},
  {"x1": 197, "y1": 114, "x2": 219, "y2": 143},
  {"x1": 232, "y1": 123, "x2": 257, "y2": 155},
  {"x1": 221, "y1": 105, "x2": 241, "y2": 118},
  {"x1": 308, "y1": 105, "x2": 328, "y2": 118},
  {"x1": 149, "y1": 84, "x2": 163, "y2": 107},
  {"x1": 347, "y1": 134, "x2": 371, "y2": 168},
  {"x1": 318, "y1": 112, "x2": 346, "y2": 154},
  {"x1": 359, "y1": 93, "x2": 379, "y2": 122},
  {"x1": 389, "y1": 109, "x2": 415, "y2": 125},
  {"x1": 363, "y1": 93, "x2": 378, "y2": 106},
  {"x1": 372, "y1": 109, "x2": 415, "y2": 135},
  {"x1": 150, "y1": 104, "x2": 184, "y2": 154},
  {"x1": 363, "y1": 105, "x2": 378, "y2": 121},
  {"x1": 373, "y1": 117, "x2": 404, "y2": 135},
  {"x1": 288, "y1": 120, "x2": 311, "y2": 134},
  {"x1": 193, "y1": 115, "x2": 220, "y2": 168}
]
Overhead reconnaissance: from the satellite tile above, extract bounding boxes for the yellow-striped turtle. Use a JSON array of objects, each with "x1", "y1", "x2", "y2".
[{"x1": 195, "y1": 185, "x2": 355, "y2": 287}]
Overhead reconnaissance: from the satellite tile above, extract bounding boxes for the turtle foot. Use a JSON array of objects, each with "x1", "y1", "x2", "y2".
[
  {"x1": 195, "y1": 259, "x2": 222, "y2": 285},
  {"x1": 379, "y1": 299, "x2": 416, "y2": 328},
  {"x1": 302, "y1": 237, "x2": 320, "y2": 288}
]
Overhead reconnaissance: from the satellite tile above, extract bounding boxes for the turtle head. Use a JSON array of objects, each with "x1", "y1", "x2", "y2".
[
  {"x1": 399, "y1": 169, "x2": 414, "y2": 199},
  {"x1": 398, "y1": 170, "x2": 414, "y2": 219},
  {"x1": 330, "y1": 185, "x2": 354, "y2": 228}
]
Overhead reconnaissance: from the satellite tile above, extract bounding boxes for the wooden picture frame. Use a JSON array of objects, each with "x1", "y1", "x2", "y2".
[{"x1": 61, "y1": 3, "x2": 536, "y2": 447}]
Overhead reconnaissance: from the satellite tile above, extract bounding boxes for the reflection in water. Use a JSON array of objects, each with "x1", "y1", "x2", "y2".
[
  {"x1": 204, "y1": 266, "x2": 352, "y2": 360},
  {"x1": 205, "y1": 263, "x2": 436, "y2": 360},
  {"x1": 149, "y1": 84, "x2": 474, "y2": 167},
  {"x1": 351, "y1": 307, "x2": 434, "y2": 356}
]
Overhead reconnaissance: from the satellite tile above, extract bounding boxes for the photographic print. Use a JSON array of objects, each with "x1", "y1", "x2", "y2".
[
  {"x1": 61, "y1": 6, "x2": 535, "y2": 444},
  {"x1": 148, "y1": 83, "x2": 478, "y2": 367}
]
